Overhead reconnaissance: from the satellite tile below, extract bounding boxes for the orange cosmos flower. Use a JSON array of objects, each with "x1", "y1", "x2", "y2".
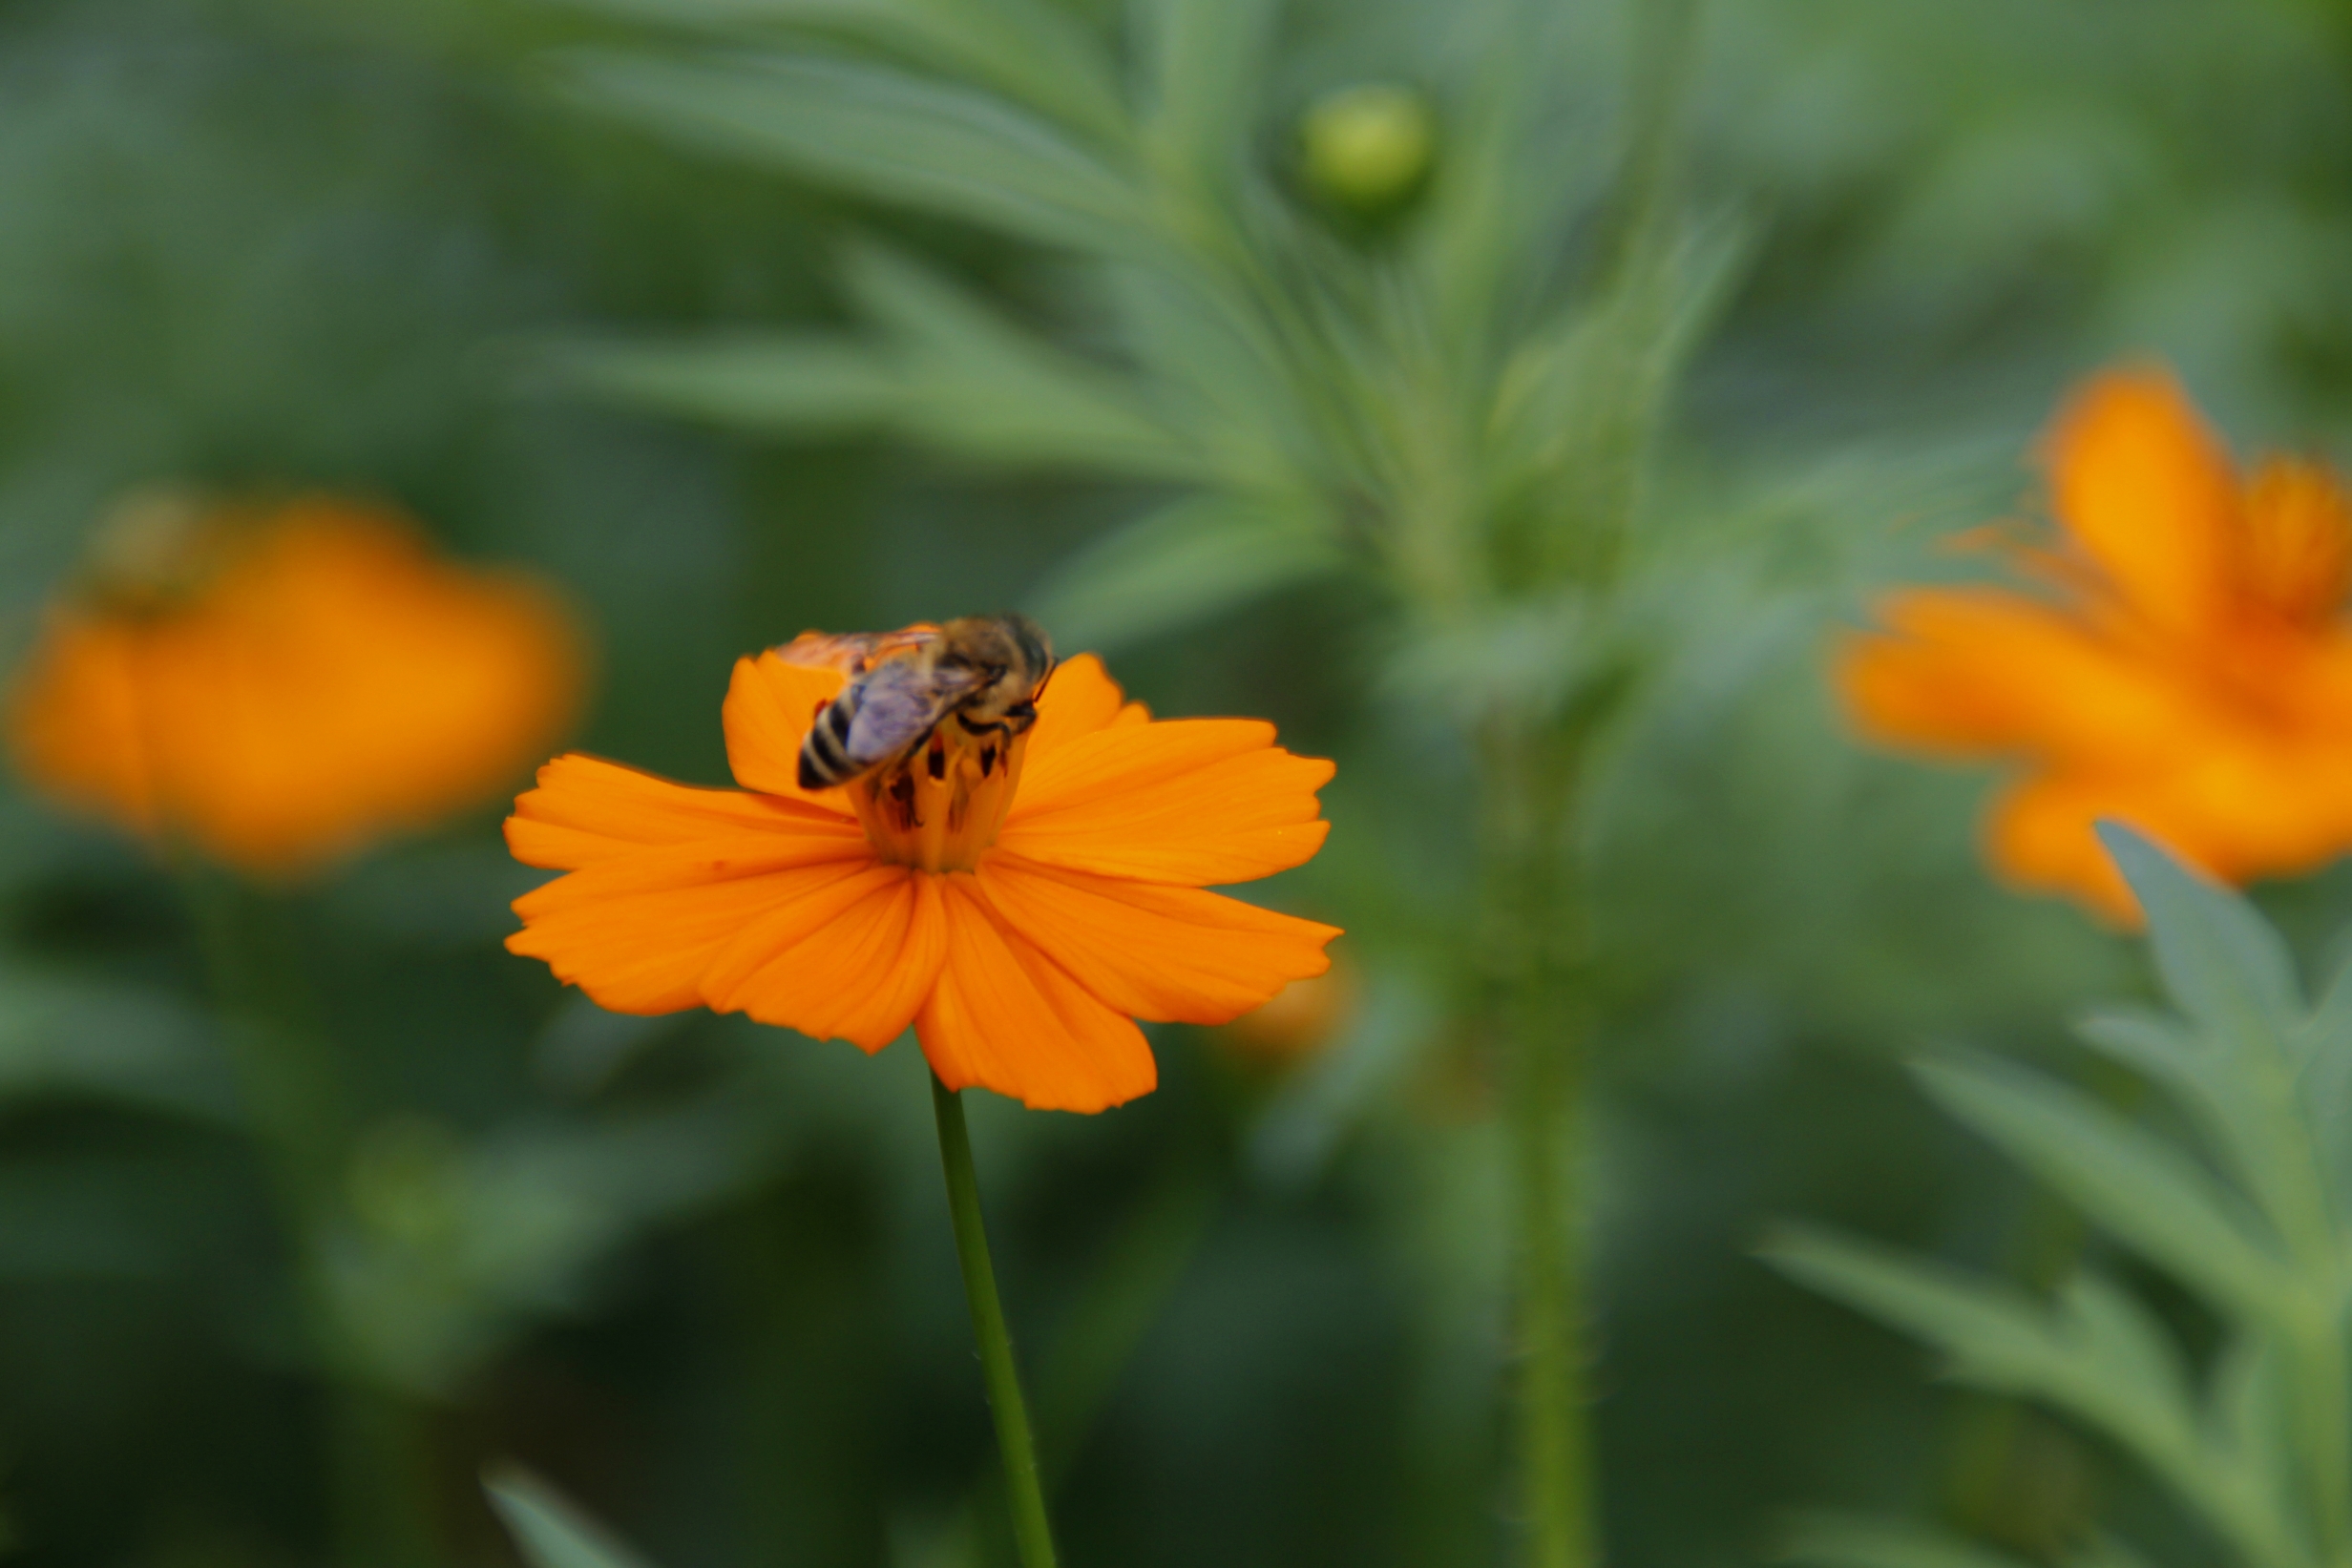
[
  {"x1": 503, "y1": 644, "x2": 1340, "y2": 1112},
  {"x1": 1836, "y1": 364, "x2": 2352, "y2": 922},
  {"x1": 7, "y1": 493, "x2": 585, "y2": 879},
  {"x1": 1219, "y1": 953, "x2": 1358, "y2": 1061}
]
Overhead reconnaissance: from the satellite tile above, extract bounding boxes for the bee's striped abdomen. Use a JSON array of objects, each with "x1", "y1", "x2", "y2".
[{"x1": 798, "y1": 692, "x2": 863, "y2": 790}]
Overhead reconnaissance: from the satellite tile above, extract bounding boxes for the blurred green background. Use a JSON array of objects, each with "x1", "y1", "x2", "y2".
[{"x1": 6, "y1": 1, "x2": 2352, "y2": 1565}]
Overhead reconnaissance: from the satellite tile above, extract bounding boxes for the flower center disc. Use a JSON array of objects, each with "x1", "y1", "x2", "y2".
[{"x1": 846, "y1": 714, "x2": 1032, "y2": 873}]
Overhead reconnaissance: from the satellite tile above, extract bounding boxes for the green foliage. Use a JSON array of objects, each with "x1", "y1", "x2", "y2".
[
  {"x1": 556, "y1": 52, "x2": 1152, "y2": 257},
  {"x1": 319, "y1": 1076, "x2": 801, "y2": 1395},
  {"x1": 1768, "y1": 828, "x2": 2352, "y2": 1568},
  {"x1": 547, "y1": 0, "x2": 1729, "y2": 692},
  {"x1": 8, "y1": 1, "x2": 2352, "y2": 1565},
  {"x1": 0, "y1": 970, "x2": 231, "y2": 1126},
  {"x1": 487, "y1": 1466, "x2": 660, "y2": 1568},
  {"x1": 564, "y1": 0, "x2": 1130, "y2": 146},
  {"x1": 1026, "y1": 494, "x2": 1343, "y2": 656},
  {"x1": 1783, "y1": 1512, "x2": 2038, "y2": 1568},
  {"x1": 534, "y1": 332, "x2": 902, "y2": 437},
  {"x1": 549, "y1": 240, "x2": 1203, "y2": 479}
]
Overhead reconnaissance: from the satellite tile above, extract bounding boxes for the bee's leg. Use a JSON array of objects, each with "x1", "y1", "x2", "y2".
[{"x1": 887, "y1": 768, "x2": 920, "y2": 828}]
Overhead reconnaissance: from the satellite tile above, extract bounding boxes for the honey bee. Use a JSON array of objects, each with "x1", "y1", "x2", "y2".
[{"x1": 781, "y1": 614, "x2": 1055, "y2": 791}]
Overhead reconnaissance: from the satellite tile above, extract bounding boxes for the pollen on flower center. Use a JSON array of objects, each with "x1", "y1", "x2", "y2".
[{"x1": 843, "y1": 711, "x2": 1032, "y2": 872}]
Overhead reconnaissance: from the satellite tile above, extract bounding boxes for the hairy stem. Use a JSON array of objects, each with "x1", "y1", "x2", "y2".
[
  {"x1": 1509, "y1": 989, "x2": 1592, "y2": 1568},
  {"x1": 1481, "y1": 721, "x2": 1597, "y2": 1568},
  {"x1": 931, "y1": 1073, "x2": 1059, "y2": 1568}
]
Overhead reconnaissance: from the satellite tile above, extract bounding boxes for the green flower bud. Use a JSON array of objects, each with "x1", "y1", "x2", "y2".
[{"x1": 1299, "y1": 82, "x2": 1436, "y2": 215}]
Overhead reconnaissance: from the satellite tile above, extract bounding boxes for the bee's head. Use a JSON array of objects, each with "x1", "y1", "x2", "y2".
[{"x1": 1004, "y1": 614, "x2": 1054, "y2": 689}]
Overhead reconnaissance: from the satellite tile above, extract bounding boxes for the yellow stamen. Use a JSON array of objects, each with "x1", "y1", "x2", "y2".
[{"x1": 847, "y1": 715, "x2": 1032, "y2": 873}]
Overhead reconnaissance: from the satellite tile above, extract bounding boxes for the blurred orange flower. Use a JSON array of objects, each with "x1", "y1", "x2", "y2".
[
  {"x1": 1837, "y1": 365, "x2": 2352, "y2": 922},
  {"x1": 7, "y1": 493, "x2": 585, "y2": 879},
  {"x1": 504, "y1": 648, "x2": 1339, "y2": 1112},
  {"x1": 1219, "y1": 953, "x2": 1357, "y2": 1061}
]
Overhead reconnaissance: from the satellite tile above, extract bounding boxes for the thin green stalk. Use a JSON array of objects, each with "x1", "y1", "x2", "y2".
[
  {"x1": 930, "y1": 1073, "x2": 1059, "y2": 1568},
  {"x1": 915, "y1": 1156, "x2": 1217, "y2": 1567}
]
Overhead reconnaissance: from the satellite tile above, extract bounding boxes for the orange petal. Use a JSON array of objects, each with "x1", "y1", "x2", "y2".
[
  {"x1": 176, "y1": 505, "x2": 584, "y2": 874},
  {"x1": 1001, "y1": 720, "x2": 1334, "y2": 886},
  {"x1": 2162, "y1": 736, "x2": 2352, "y2": 876},
  {"x1": 1025, "y1": 653, "x2": 1147, "y2": 763},
  {"x1": 6, "y1": 613, "x2": 164, "y2": 839},
  {"x1": 1981, "y1": 751, "x2": 2352, "y2": 928},
  {"x1": 916, "y1": 874, "x2": 1157, "y2": 1112},
  {"x1": 1983, "y1": 774, "x2": 2149, "y2": 926},
  {"x1": 2044, "y1": 366, "x2": 2238, "y2": 633},
  {"x1": 977, "y1": 851, "x2": 1339, "y2": 1024},
  {"x1": 698, "y1": 865, "x2": 949, "y2": 1050},
  {"x1": 1222, "y1": 958, "x2": 1359, "y2": 1057},
  {"x1": 506, "y1": 753, "x2": 859, "y2": 868},
  {"x1": 2239, "y1": 457, "x2": 2352, "y2": 624},
  {"x1": 508, "y1": 843, "x2": 876, "y2": 1014},
  {"x1": 1834, "y1": 587, "x2": 2200, "y2": 765},
  {"x1": 10, "y1": 505, "x2": 585, "y2": 878},
  {"x1": 720, "y1": 651, "x2": 854, "y2": 808}
]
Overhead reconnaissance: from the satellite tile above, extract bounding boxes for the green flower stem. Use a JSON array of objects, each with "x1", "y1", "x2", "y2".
[
  {"x1": 176, "y1": 865, "x2": 346, "y2": 1201},
  {"x1": 330, "y1": 1383, "x2": 440, "y2": 1568},
  {"x1": 913, "y1": 1155, "x2": 1217, "y2": 1566},
  {"x1": 176, "y1": 866, "x2": 437, "y2": 1568},
  {"x1": 1509, "y1": 998, "x2": 1592, "y2": 1568},
  {"x1": 1480, "y1": 721, "x2": 1597, "y2": 1568},
  {"x1": 930, "y1": 1072, "x2": 1059, "y2": 1568}
]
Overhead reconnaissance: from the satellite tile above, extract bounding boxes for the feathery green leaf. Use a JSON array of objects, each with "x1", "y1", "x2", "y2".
[
  {"x1": 1766, "y1": 1229, "x2": 2301, "y2": 1568},
  {"x1": 1131, "y1": 0, "x2": 1275, "y2": 197},
  {"x1": 534, "y1": 332, "x2": 900, "y2": 433},
  {"x1": 560, "y1": 52, "x2": 1152, "y2": 256},
  {"x1": 486, "y1": 1468, "x2": 658, "y2": 1568},
  {"x1": 2099, "y1": 823, "x2": 2304, "y2": 1049},
  {"x1": 840, "y1": 244, "x2": 1199, "y2": 475},
  {"x1": 1781, "y1": 1512, "x2": 2038, "y2": 1568},
  {"x1": 1914, "y1": 1055, "x2": 2290, "y2": 1324},
  {"x1": 549, "y1": 0, "x2": 1129, "y2": 145},
  {"x1": 1026, "y1": 492, "x2": 1344, "y2": 654}
]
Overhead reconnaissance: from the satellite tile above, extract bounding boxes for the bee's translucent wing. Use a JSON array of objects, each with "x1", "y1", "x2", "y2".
[
  {"x1": 774, "y1": 624, "x2": 939, "y2": 675},
  {"x1": 841, "y1": 658, "x2": 981, "y2": 768}
]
